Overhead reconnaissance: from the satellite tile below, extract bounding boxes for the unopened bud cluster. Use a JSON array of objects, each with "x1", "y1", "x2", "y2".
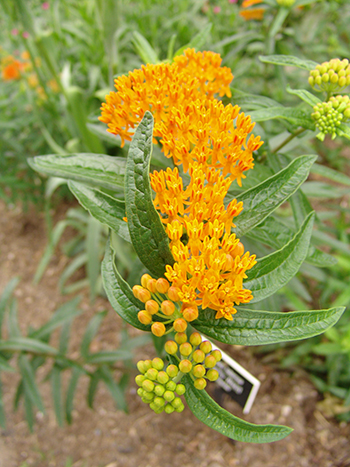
[
  {"x1": 276, "y1": 0, "x2": 295, "y2": 7},
  {"x1": 165, "y1": 332, "x2": 221, "y2": 390},
  {"x1": 135, "y1": 357, "x2": 186, "y2": 414},
  {"x1": 133, "y1": 274, "x2": 198, "y2": 337},
  {"x1": 311, "y1": 96, "x2": 350, "y2": 140},
  {"x1": 308, "y1": 59, "x2": 350, "y2": 94}
]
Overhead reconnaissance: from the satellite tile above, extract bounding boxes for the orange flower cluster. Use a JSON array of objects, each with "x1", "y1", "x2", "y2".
[
  {"x1": 1, "y1": 53, "x2": 30, "y2": 81},
  {"x1": 101, "y1": 49, "x2": 262, "y2": 328},
  {"x1": 239, "y1": 0, "x2": 265, "y2": 20}
]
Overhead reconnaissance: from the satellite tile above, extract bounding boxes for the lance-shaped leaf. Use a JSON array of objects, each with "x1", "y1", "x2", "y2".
[
  {"x1": 244, "y1": 212, "x2": 315, "y2": 303},
  {"x1": 232, "y1": 155, "x2": 317, "y2": 237},
  {"x1": 248, "y1": 107, "x2": 315, "y2": 130},
  {"x1": 69, "y1": 181, "x2": 130, "y2": 242},
  {"x1": 28, "y1": 153, "x2": 126, "y2": 191},
  {"x1": 125, "y1": 111, "x2": 174, "y2": 276},
  {"x1": 182, "y1": 373, "x2": 292, "y2": 443},
  {"x1": 192, "y1": 306, "x2": 345, "y2": 346},
  {"x1": 259, "y1": 54, "x2": 318, "y2": 70},
  {"x1": 286, "y1": 86, "x2": 322, "y2": 107},
  {"x1": 101, "y1": 238, "x2": 150, "y2": 332}
]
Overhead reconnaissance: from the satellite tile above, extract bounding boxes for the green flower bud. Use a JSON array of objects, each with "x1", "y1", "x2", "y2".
[
  {"x1": 211, "y1": 350, "x2": 222, "y2": 362},
  {"x1": 142, "y1": 391, "x2": 155, "y2": 402},
  {"x1": 174, "y1": 403, "x2": 185, "y2": 413},
  {"x1": 192, "y1": 349, "x2": 205, "y2": 363},
  {"x1": 204, "y1": 355, "x2": 217, "y2": 368},
  {"x1": 157, "y1": 371, "x2": 169, "y2": 385},
  {"x1": 322, "y1": 73, "x2": 329, "y2": 83},
  {"x1": 135, "y1": 375, "x2": 145, "y2": 386},
  {"x1": 171, "y1": 397, "x2": 183, "y2": 409},
  {"x1": 344, "y1": 107, "x2": 350, "y2": 118},
  {"x1": 200, "y1": 341, "x2": 212, "y2": 354},
  {"x1": 137, "y1": 388, "x2": 144, "y2": 397},
  {"x1": 175, "y1": 332, "x2": 187, "y2": 344},
  {"x1": 206, "y1": 369, "x2": 219, "y2": 381},
  {"x1": 192, "y1": 364, "x2": 206, "y2": 378},
  {"x1": 308, "y1": 77, "x2": 315, "y2": 87},
  {"x1": 164, "y1": 404, "x2": 175, "y2": 414},
  {"x1": 153, "y1": 396, "x2": 165, "y2": 407},
  {"x1": 142, "y1": 379, "x2": 155, "y2": 393},
  {"x1": 331, "y1": 74, "x2": 339, "y2": 84},
  {"x1": 315, "y1": 76, "x2": 322, "y2": 86},
  {"x1": 339, "y1": 77, "x2": 347, "y2": 87},
  {"x1": 194, "y1": 378, "x2": 207, "y2": 390},
  {"x1": 164, "y1": 390, "x2": 175, "y2": 402},
  {"x1": 179, "y1": 342, "x2": 192, "y2": 357},
  {"x1": 154, "y1": 385, "x2": 166, "y2": 397},
  {"x1": 164, "y1": 340, "x2": 178, "y2": 355},
  {"x1": 143, "y1": 360, "x2": 153, "y2": 371},
  {"x1": 189, "y1": 332, "x2": 202, "y2": 347},
  {"x1": 166, "y1": 364, "x2": 179, "y2": 378},
  {"x1": 166, "y1": 380, "x2": 177, "y2": 391},
  {"x1": 152, "y1": 358, "x2": 165, "y2": 371},
  {"x1": 175, "y1": 384, "x2": 186, "y2": 396},
  {"x1": 146, "y1": 368, "x2": 158, "y2": 381},
  {"x1": 137, "y1": 361, "x2": 146, "y2": 374},
  {"x1": 179, "y1": 359, "x2": 192, "y2": 373}
]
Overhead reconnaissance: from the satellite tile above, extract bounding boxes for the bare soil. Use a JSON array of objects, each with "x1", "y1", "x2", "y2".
[{"x1": 0, "y1": 200, "x2": 349, "y2": 467}]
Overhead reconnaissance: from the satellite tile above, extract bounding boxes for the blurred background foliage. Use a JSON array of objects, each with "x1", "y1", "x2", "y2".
[{"x1": 0, "y1": 0, "x2": 349, "y2": 427}]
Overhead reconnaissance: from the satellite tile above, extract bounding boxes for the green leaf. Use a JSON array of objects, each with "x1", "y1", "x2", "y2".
[
  {"x1": 245, "y1": 212, "x2": 315, "y2": 303},
  {"x1": 80, "y1": 311, "x2": 108, "y2": 358},
  {"x1": 0, "y1": 337, "x2": 58, "y2": 355},
  {"x1": 28, "y1": 153, "x2": 125, "y2": 191},
  {"x1": 0, "y1": 376, "x2": 6, "y2": 428},
  {"x1": 30, "y1": 296, "x2": 82, "y2": 340},
  {"x1": 58, "y1": 253, "x2": 87, "y2": 295},
  {"x1": 286, "y1": 86, "x2": 322, "y2": 107},
  {"x1": 86, "y1": 123, "x2": 122, "y2": 147},
  {"x1": 86, "y1": 350, "x2": 133, "y2": 364},
  {"x1": 87, "y1": 371, "x2": 100, "y2": 408},
  {"x1": 337, "y1": 123, "x2": 350, "y2": 140},
  {"x1": 65, "y1": 367, "x2": 83, "y2": 424},
  {"x1": 0, "y1": 277, "x2": 20, "y2": 336},
  {"x1": 98, "y1": 366, "x2": 128, "y2": 412},
  {"x1": 230, "y1": 88, "x2": 280, "y2": 111},
  {"x1": 132, "y1": 31, "x2": 159, "y2": 64},
  {"x1": 69, "y1": 181, "x2": 130, "y2": 242},
  {"x1": 101, "y1": 238, "x2": 150, "y2": 332},
  {"x1": 24, "y1": 388, "x2": 35, "y2": 432},
  {"x1": 125, "y1": 111, "x2": 174, "y2": 276},
  {"x1": 182, "y1": 373, "x2": 292, "y2": 443},
  {"x1": 311, "y1": 163, "x2": 350, "y2": 187},
  {"x1": 248, "y1": 107, "x2": 315, "y2": 130},
  {"x1": 0, "y1": 355, "x2": 15, "y2": 372},
  {"x1": 193, "y1": 306, "x2": 345, "y2": 346},
  {"x1": 19, "y1": 354, "x2": 45, "y2": 413},
  {"x1": 259, "y1": 54, "x2": 318, "y2": 70},
  {"x1": 233, "y1": 155, "x2": 317, "y2": 237},
  {"x1": 7, "y1": 298, "x2": 21, "y2": 338},
  {"x1": 51, "y1": 365, "x2": 64, "y2": 426},
  {"x1": 174, "y1": 23, "x2": 212, "y2": 57},
  {"x1": 86, "y1": 216, "x2": 103, "y2": 301}
]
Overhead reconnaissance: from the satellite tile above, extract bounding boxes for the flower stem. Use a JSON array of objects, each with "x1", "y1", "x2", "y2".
[{"x1": 272, "y1": 127, "x2": 307, "y2": 154}]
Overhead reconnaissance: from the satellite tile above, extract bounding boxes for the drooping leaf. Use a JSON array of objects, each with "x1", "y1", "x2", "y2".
[
  {"x1": 101, "y1": 238, "x2": 150, "y2": 332},
  {"x1": 69, "y1": 181, "x2": 130, "y2": 242},
  {"x1": 245, "y1": 212, "x2": 315, "y2": 303},
  {"x1": 193, "y1": 306, "x2": 345, "y2": 346},
  {"x1": 80, "y1": 310, "x2": 108, "y2": 358},
  {"x1": 132, "y1": 31, "x2": 159, "y2": 64},
  {"x1": 87, "y1": 371, "x2": 100, "y2": 408},
  {"x1": 98, "y1": 366, "x2": 128, "y2": 412},
  {"x1": 182, "y1": 373, "x2": 292, "y2": 443},
  {"x1": 0, "y1": 355, "x2": 15, "y2": 372},
  {"x1": 18, "y1": 355, "x2": 45, "y2": 413},
  {"x1": 286, "y1": 85, "x2": 322, "y2": 107},
  {"x1": 0, "y1": 337, "x2": 58, "y2": 355},
  {"x1": 0, "y1": 277, "x2": 20, "y2": 336},
  {"x1": 85, "y1": 350, "x2": 132, "y2": 364},
  {"x1": 125, "y1": 111, "x2": 174, "y2": 276},
  {"x1": 51, "y1": 365, "x2": 64, "y2": 426},
  {"x1": 86, "y1": 216, "x2": 103, "y2": 301},
  {"x1": 233, "y1": 155, "x2": 317, "y2": 237},
  {"x1": 29, "y1": 153, "x2": 126, "y2": 191},
  {"x1": 259, "y1": 54, "x2": 318, "y2": 70},
  {"x1": 0, "y1": 376, "x2": 6, "y2": 428},
  {"x1": 248, "y1": 107, "x2": 315, "y2": 130},
  {"x1": 65, "y1": 366, "x2": 84, "y2": 424}
]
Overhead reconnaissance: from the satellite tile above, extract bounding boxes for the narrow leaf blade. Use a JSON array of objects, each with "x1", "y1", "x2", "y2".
[{"x1": 259, "y1": 54, "x2": 318, "y2": 70}]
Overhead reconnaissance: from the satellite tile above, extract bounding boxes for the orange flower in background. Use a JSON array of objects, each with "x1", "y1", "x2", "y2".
[
  {"x1": 240, "y1": 0, "x2": 265, "y2": 20},
  {"x1": 1, "y1": 53, "x2": 31, "y2": 81}
]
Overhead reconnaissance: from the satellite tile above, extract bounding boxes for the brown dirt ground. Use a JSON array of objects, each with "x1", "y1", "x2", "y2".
[{"x1": 0, "y1": 200, "x2": 349, "y2": 467}]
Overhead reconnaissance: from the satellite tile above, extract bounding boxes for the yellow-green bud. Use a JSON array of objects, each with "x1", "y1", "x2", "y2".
[
  {"x1": 166, "y1": 364, "x2": 179, "y2": 378},
  {"x1": 174, "y1": 403, "x2": 185, "y2": 413},
  {"x1": 176, "y1": 384, "x2": 186, "y2": 396},
  {"x1": 192, "y1": 349, "x2": 205, "y2": 363},
  {"x1": 179, "y1": 342, "x2": 192, "y2": 357},
  {"x1": 152, "y1": 358, "x2": 164, "y2": 370},
  {"x1": 339, "y1": 77, "x2": 347, "y2": 87},
  {"x1": 171, "y1": 397, "x2": 183, "y2": 409},
  {"x1": 308, "y1": 76, "x2": 315, "y2": 87},
  {"x1": 153, "y1": 396, "x2": 165, "y2": 407},
  {"x1": 206, "y1": 369, "x2": 219, "y2": 381},
  {"x1": 192, "y1": 364, "x2": 206, "y2": 378},
  {"x1": 179, "y1": 359, "x2": 192, "y2": 373},
  {"x1": 315, "y1": 76, "x2": 322, "y2": 86},
  {"x1": 137, "y1": 388, "x2": 144, "y2": 397},
  {"x1": 143, "y1": 360, "x2": 153, "y2": 371},
  {"x1": 165, "y1": 404, "x2": 175, "y2": 414},
  {"x1": 142, "y1": 391, "x2": 154, "y2": 402},
  {"x1": 175, "y1": 332, "x2": 187, "y2": 344},
  {"x1": 154, "y1": 385, "x2": 166, "y2": 397},
  {"x1": 166, "y1": 380, "x2": 177, "y2": 391},
  {"x1": 194, "y1": 378, "x2": 207, "y2": 390},
  {"x1": 173, "y1": 318, "x2": 187, "y2": 333},
  {"x1": 142, "y1": 379, "x2": 155, "y2": 392},
  {"x1": 164, "y1": 390, "x2": 175, "y2": 402},
  {"x1": 322, "y1": 73, "x2": 329, "y2": 83},
  {"x1": 135, "y1": 375, "x2": 145, "y2": 386},
  {"x1": 211, "y1": 350, "x2": 222, "y2": 362},
  {"x1": 136, "y1": 361, "x2": 146, "y2": 374},
  {"x1": 200, "y1": 341, "x2": 212, "y2": 354},
  {"x1": 146, "y1": 368, "x2": 158, "y2": 381},
  {"x1": 189, "y1": 332, "x2": 202, "y2": 347},
  {"x1": 344, "y1": 108, "x2": 350, "y2": 118},
  {"x1": 157, "y1": 371, "x2": 169, "y2": 384},
  {"x1": 204, "y1": 355, "x2": 217, "y2": 368},
  {"x1": 164, "y1": 340, "x2": 178, "y2": 355}
]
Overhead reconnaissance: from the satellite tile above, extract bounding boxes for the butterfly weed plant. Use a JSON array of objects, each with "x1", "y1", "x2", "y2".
[{"x1": 28, "y1": 47, "x2": 349, "y2": 443}]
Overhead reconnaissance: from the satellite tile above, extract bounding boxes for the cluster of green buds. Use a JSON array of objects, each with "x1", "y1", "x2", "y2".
[
  {"x1": 276, "y1": 0, "x2": 295, "y2": 7},
  {"x1": 135, "y1": 357, "x2": 186, "y2": 414},
  {"x1": 311, "y1": 96, "x2": 350, "y2": 140},
  {"x1": 133, "y1": 274, "x2": 198, "y2": 337},
  {"x1": 165, "y1": 332, "x2": 222, "y2": 390},
  {"x1": 308, "y1": 59, "x2": 350, "y2": 94}
]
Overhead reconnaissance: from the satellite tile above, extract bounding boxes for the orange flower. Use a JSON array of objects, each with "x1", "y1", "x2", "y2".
[
  {"x1": 2, "y1": 60, "x2": 22, "y2": 80},
  {"x1": 240, "y1": 7, "x2": 265, "y2": 20}
]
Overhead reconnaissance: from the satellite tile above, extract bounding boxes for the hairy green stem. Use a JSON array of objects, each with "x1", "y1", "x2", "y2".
[{"x1": 272, "y1": 127, "x2": 307, "y2": 154}]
